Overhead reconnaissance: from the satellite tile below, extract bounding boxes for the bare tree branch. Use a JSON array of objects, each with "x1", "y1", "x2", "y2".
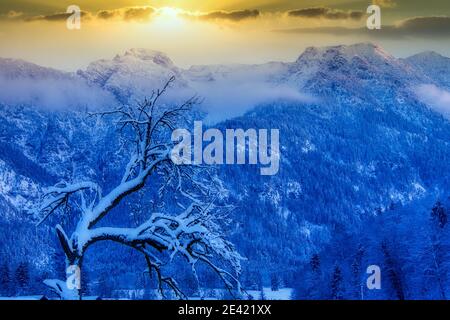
[{"x1": 36, "y1": 77, "x2": 243, "y2": 300}]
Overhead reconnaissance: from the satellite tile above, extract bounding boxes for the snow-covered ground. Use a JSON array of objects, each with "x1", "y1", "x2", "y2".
[
  {"x1": 0, "y1": 295, "x2": 48, "y2": 300},
  {"x1": 246, "y1": 288, "x2": 293, "y2": 300},
  {"x1": 191, "y1": 287, "x2": 293, "y2": 300},
  {"x1": 0, "y1": 288, "x2": 293, "y2": 300}
]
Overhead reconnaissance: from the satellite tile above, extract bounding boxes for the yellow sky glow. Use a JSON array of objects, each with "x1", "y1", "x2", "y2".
[{"x1": 0, "y1": 1, "x2": 449, "y2": 70}]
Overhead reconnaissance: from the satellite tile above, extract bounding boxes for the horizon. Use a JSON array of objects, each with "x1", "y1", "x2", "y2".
[{"x1": 1, "y1": 42, "x2": 449, "y2": 72}]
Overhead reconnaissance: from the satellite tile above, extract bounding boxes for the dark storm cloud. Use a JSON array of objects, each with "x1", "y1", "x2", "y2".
[{"x1": 288, "y1": 7, "x2": 364, "y2": 20}]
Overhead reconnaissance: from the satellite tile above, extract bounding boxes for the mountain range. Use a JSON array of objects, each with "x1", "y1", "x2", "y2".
[{"x1": 1, "y1": 43, "x2": 450, "y2": 299}]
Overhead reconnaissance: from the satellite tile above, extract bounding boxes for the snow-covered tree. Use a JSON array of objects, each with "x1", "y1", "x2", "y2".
[{"x1": 35, "y1": 77, "x2": 242, "y2": 300}]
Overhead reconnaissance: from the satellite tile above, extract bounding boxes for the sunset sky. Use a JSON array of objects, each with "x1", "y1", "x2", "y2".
[{"x1": 1, "y1": 0, "x2": 449, "y2": 70}]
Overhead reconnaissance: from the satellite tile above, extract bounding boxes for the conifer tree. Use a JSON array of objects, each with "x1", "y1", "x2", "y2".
[
  {"x1": 432, "y1": 201, "x2": 447, "y2": 228},
  {"x1": 0, "y1": 262, "x2": 13, "y2": 296},
  {"x1": 330, "y1": 264, "x2": 344, "y2": 300},
  {"x1": 15, "y1": 262, "x2": 30, "y2": 294}
]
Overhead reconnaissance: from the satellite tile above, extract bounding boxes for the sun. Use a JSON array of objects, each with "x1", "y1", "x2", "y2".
[
  {"x1": 153, "y1": 6, "x2": 185, "y2": 28},
  {"x1": 158, "y1": 7, "x2": 182, "y2": 19}
]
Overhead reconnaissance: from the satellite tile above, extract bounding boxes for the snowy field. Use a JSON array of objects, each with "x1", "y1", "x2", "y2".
[
  {"x1": 245, "y1": 288, "x2": 293, "y2": 300},
  {"x1": 0, "y1": 288, "x2": 293, "y2": 301}
]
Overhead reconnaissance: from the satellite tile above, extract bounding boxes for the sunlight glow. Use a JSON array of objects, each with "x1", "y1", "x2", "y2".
[
  {"x1": 158, "y1": 7, "x2": 182, "y2": 18},
  {"x1": 153, "y1": 6, "x2": 185, "y2": 29}
]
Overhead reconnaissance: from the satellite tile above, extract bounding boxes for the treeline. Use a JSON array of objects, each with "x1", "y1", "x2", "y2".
[
  {"x1": 0, "y1": 261, "x2": 50, "y2": 297},
  {"x1": 292, "y1": 198, "x2": 450, "y2": 300}
]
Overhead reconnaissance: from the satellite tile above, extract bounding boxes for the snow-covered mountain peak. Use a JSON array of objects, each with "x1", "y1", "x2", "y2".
[
  {"x1": 405, "y1": 50, "x2": 450, "y2": 89},
  {"x1": 78, "y1": 49, "x2": 187, "y2": 103},
  {"x1": 0, "y1": 57, "x2": 70, "y2": 80},
  {"x1": 115, "y1": 48, "x2": 175, "y2": 68},
  {"x1": 288, "y1": 42, "x2": 427, "y2": 92},
  {"x1": 297, "y1": 43, "x2": 395, "y2": 64},
  {"x1": 407, "y1": 51, "x2": 449, "y2": 62},
  {"x1": 342, "y1": 42, "x2": 392, "y2": 58}
]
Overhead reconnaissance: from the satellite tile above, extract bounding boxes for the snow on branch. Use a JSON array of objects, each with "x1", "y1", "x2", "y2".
[
  {"x1": 36, "y1": 181, "x2": 102, "y2": 226},
  {"x1": 36, "y1": 77, "x2": 242, "y2": 299}
]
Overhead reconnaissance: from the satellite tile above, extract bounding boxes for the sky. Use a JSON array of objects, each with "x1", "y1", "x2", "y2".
[{"x1": 1, "y1": 0, "x2": 450, "y2": 70}]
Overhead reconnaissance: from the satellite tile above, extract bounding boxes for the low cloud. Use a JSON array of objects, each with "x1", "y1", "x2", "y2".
[
  {"x1": 416, "y1": 84, "x2": 450, "y2": 119},
  {"x1": 288, "y1": 7, "x2": 364, "y2": 20},
  {"x1": 192, "y1": 79, "x2": 317, "y2": 123},
  {"x1": 0, "y1": 76, "x2": 117, "y2": 111}
]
